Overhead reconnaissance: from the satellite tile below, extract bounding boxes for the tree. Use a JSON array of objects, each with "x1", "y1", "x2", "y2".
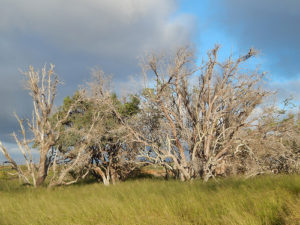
[
  {"x1": 229, "y1": 101, "x2": 300, "y2": 177},
  {"x1": 0, "y1": 65, "x2": 86, "y2": 187},
  {"x1": 52, "y1": 70, "x2": 140, "y2": 185},
  {"x1": 125, "y1": 45, "x2": 268, "y2": 181}
]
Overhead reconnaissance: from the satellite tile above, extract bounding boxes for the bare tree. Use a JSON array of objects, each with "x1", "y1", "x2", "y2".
[
  {"x1": 0, "y1": 65, "x2": 83, "y2": 187},
  {"x1": 126, "y1": 45, "x2": 269, "y2": 181},
  {"x1": 229, "y1": 102, "x2": 300, "y2": 177}
]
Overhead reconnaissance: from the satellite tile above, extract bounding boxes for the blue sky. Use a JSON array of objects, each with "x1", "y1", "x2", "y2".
[
  {"x1": 0, "y1": 0, "x2": 299, "y2": 161},
  {"x1": 180, "y1": 0, "x2": 300, "y2": 108}
]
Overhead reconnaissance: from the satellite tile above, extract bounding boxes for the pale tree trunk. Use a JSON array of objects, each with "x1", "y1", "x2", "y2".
[
  {"x1": 172, "y1": 162, "x2": 191, "y2": 181},
  {"x1": 94, "y1": 167, "x2": 110, "y2": 186},
  {"x1": 202, "y1": 160, "x2": 215, "y2": 182},
  {"x1": 110, "y1": 168, "x2": 118, "y2": 185},
  {"x1": 179, "y1": 171, "x2": 185, "y2": 181},
  {"x1": 102, "y1": 176, "x2": 110, "y2": 186},
  {"x1": 36, "y1": 151, "x2": 48, "y2": 186},
  {"x1": 173, "y1": 157, "x2": 191, "y2": 181}
]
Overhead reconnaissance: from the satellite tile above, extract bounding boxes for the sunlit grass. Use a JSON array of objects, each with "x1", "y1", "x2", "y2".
[{"x1": 0, "y1": 174, "x2": 299, "y2": 225}]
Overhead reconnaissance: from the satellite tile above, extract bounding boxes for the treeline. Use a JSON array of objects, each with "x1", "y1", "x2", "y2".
[{"x1": 0, "y1": 46, "x2": 299, "y2": 187}]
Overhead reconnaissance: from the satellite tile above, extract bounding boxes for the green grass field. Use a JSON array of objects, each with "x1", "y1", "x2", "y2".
[{"x1": 0, "y1": 174, "x2": 299, "y2": 225}]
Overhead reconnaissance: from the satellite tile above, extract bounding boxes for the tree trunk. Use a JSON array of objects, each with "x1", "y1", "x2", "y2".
[
  {"x1": 110, "y1": 168, "x2": 118, "y2": 185},
  {"x1": 202, "y1": 162, "x2": 213, "y2": 182},
  {"x1": 94, "y1": 167, "x2": 110, "y2": 186},
  {"x1": 178, "y1": 167, "x2": 191, "y2": 181},
  {"x1": 36, "y1": 151, "x2": 48, "y2": 186},
  {"x1": 179, "y1": 171, "x2": 185, "y2": 181}
]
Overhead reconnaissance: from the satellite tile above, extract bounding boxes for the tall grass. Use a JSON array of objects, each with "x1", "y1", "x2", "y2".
[{"x1": 0, "y1": 175, "x2": 299, "y2": 225}]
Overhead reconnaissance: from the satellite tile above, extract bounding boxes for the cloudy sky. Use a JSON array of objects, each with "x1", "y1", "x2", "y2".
[{"x1": 0, "y1": 0, "x2": 299, "y2": 152}]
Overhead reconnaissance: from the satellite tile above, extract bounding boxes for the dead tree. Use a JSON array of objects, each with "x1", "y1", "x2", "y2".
[
  {"x1": 0, "y1": 65, "x2": 83, "y2": 187},
  {"x1": 230, "y1": 103, "x2": 300, "y2": 177},
  {"x1": 130, "y1": 45, "x2": 268, "y2": 181}
]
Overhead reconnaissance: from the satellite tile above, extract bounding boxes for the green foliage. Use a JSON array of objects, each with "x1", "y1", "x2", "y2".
[
  {"x1": 118, "y1": 95, "x2": 140, "y2": 117},
  {"x1": 0, "y1": 175, "x2": 299, "y2": 224},
  {"x1": 52, "y1": 92, "x2": 93, "y2": 152},
  {"x1": 51, "y1": 91, "x2": 140, "y2": 161}
]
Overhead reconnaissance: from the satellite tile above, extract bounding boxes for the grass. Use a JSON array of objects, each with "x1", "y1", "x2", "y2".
[{"x1": 0, "y1": 174, "x2": 299, "y2": 225}]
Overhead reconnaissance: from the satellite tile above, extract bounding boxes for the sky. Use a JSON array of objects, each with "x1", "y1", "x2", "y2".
[{"x1": 0, "y1": 0, "x2": 299, "y2": 160}]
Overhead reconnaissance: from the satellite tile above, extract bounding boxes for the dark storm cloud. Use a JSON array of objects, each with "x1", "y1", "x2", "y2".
[
  {"x1": 0, "y1": 0, "x2": 195, "y2": 143},
  {"x1": 214, "y1": 0, "x2": 300, "y2": 78}
]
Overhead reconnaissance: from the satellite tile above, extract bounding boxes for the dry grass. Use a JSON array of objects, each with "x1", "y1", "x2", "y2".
[{"x1": 0, "y1": 173, "x2": 299, "y2": 225}]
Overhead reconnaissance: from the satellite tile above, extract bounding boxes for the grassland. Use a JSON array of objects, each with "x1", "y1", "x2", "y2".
[{"x1": 0, "y1": 171, "x2": 299, "y2": 225}]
